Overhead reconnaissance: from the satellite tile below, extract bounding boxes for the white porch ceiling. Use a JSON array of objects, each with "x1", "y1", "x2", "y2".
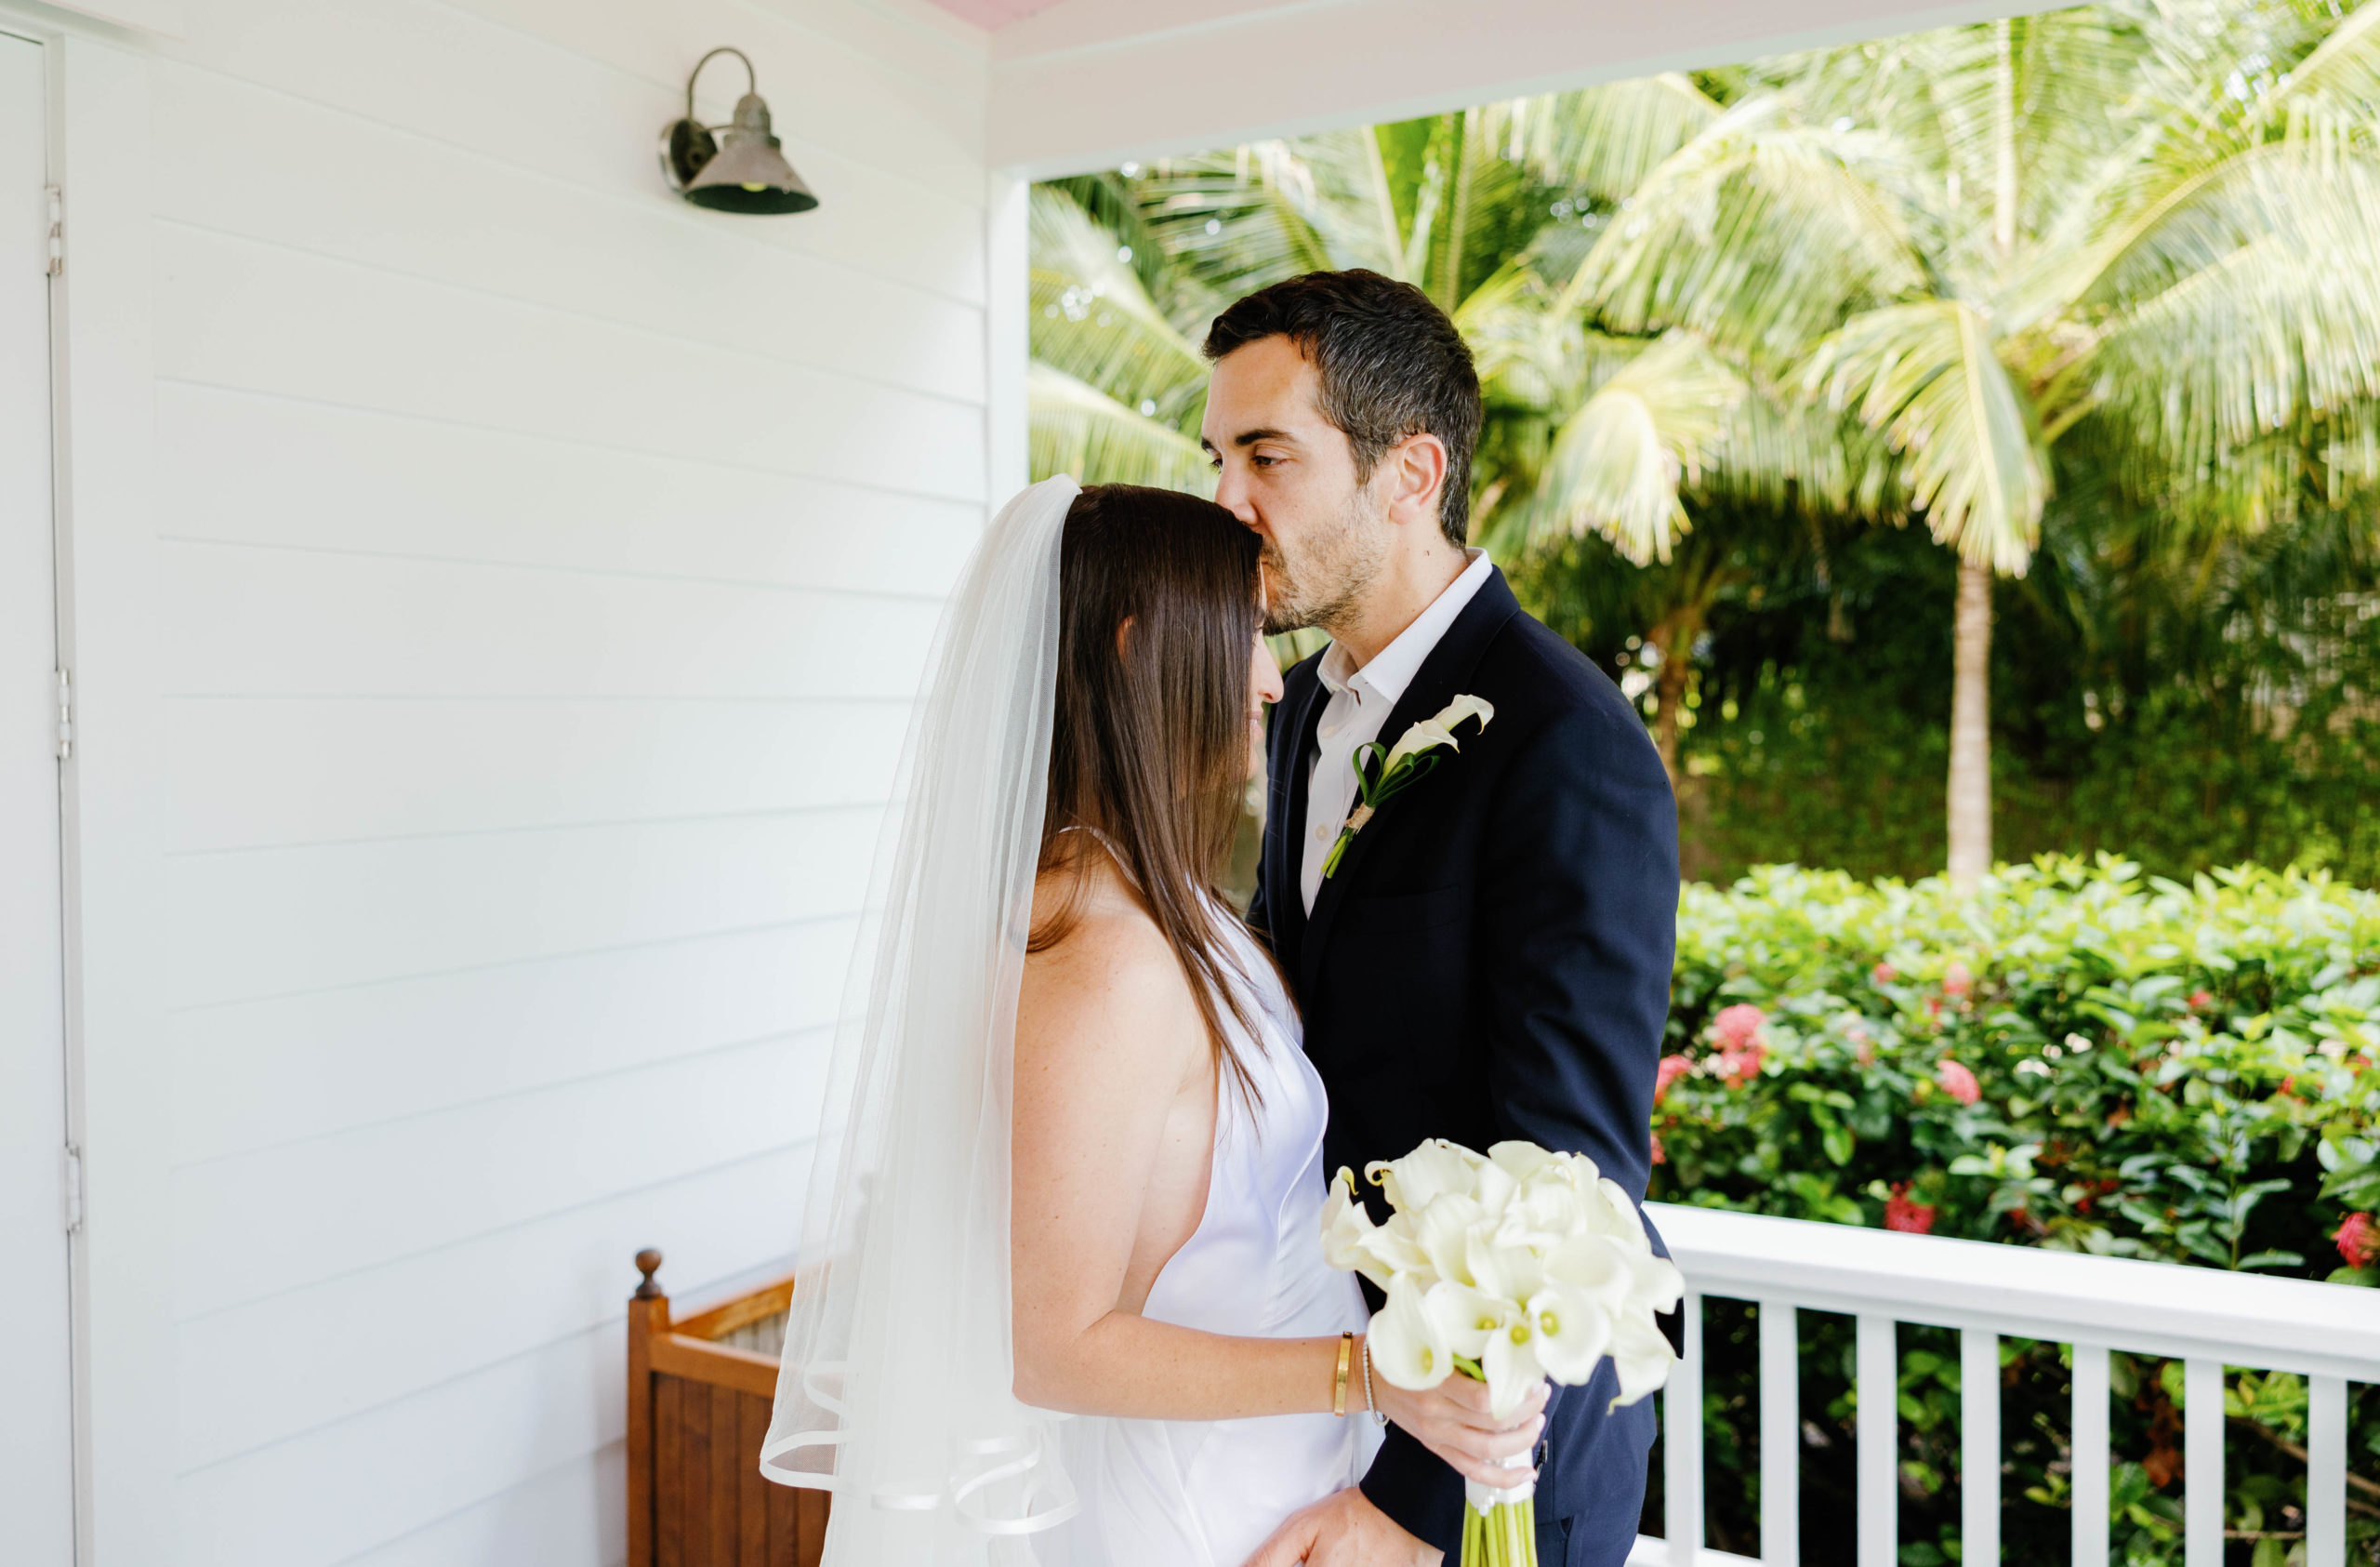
[{"x1": 958, "y1": 0, "x2": 2057, "y2": 177}]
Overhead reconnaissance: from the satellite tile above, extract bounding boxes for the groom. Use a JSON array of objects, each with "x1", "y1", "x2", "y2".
[{"x1": 1209, "y1": 272, "x2": 1678, "y2": 1567}]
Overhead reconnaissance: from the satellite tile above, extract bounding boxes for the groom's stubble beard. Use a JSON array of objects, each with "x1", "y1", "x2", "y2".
[{"x1": 1257, "y1": 474, "x2": 1390, "y2": 639}]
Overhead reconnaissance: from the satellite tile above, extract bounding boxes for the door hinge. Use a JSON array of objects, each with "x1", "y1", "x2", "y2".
[
  {"x1": 61, "y1": 1147, "x2": 84, "y2": 1234},
  {"x1": 55, "y1": 669, "x2": 72, "y2": 761},
  {"x1": 46, "y1": 186, "x2": 62, "y2": 276}
]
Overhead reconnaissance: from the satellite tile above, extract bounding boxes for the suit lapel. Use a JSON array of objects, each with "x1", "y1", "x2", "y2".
[
  {"x1": 1298, "y1": 570, "x2": 1523, "y2": 1000},
  {"x1": 1262, "y1": 662, "x2": 1329, "y2": 979}
]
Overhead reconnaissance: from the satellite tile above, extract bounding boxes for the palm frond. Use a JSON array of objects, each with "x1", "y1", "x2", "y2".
[
  {"x1": 1501, "y1": 333, "x2": 1744, "y2": 564},
  {"x1": 1804, "y1": 299, "x2": 2048, "y2": 570},
  {"x1": 1476, "y1": 75, "x2": 1724, "y2": 203},
  {"x1": 1028, "y1": 362, "x2": 1216, "y2": 497},
  {"x1": 1029, "y1": 189, "x2": 1210, "y2": 417},
  {"x1": 1700, "y1": 384, "x2": 1900, "y2": 520},
  {"x1": 2063, "y1": 148, "x2": 2380, "y2": 496},
  {"x1": 1572, "y1": 98, "x2": 1927, "y2": 367},
  {"x1": 1137, "y1": 136, "x2": 1385, "y2": 296},
  {"x1": 2255, "y1": 0, "x2": 2380, "y2": 144}
]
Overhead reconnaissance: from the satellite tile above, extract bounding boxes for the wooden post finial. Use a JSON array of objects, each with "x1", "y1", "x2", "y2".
[{"x1": 634, "y1": 1248, "x2": 665, "y2": 1299}]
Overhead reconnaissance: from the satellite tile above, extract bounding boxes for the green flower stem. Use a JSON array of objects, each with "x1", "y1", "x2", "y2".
[
  {"x1": 1452, "y1": 1355, "x2": 1537, "y2": 1567},
  {"x1": 1460, "y1": 1498, "x2": 1538, "y2": 1567},
  {"x1": 1320, "y1": 748, "x2": 1445, "y2": 880}
]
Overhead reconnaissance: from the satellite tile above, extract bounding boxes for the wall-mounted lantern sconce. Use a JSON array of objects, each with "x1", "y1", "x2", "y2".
[{"x1": 659, "y1": 47, "x2": 818, "y2": 215}]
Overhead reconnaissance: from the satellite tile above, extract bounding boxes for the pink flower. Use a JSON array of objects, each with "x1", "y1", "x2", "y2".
[
  {"x1": 1935, "y1": 1058, "x2": 1981, "y2": 1107},
  {"x1": 1655, "y1": 1054, "x2": 1695, "y2": 1103},
  {"x1": 2336, "y1": 1213, "x2": 2378, "y2": 1269},
  {"x1": 2188, "y1": 989, "x2": 2213, "y2": 1010},
  {"x1": 1857, "y1": 1037, "x2": 1877, "y2": 1068},
  {"x1": 1716, "y1": 1041, "x2": 1766, "y2": 1087},
  {"x1": 1942, "y1": 961, "x2": 1974, "y2": 999},
  {"x1": 1884, "y1": 1184, "x2": 1937, "y2": 1235},
  {"x1": 1712, "y1": 1003, "x2": 1767, "y2": 1053},
  {"x1": 1872, "y1": 963, "x2": 1897, "y2": 986},
  {"x1": 1650, "y1": 1133, "x2": 1668, "y2": 1166}
]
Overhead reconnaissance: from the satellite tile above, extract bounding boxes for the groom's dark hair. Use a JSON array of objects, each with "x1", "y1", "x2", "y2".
[{"x1": 1202, "y1": 269, "x2": 1481, "y2": 546}]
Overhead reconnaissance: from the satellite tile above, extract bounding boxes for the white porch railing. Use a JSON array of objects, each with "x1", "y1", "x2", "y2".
[{"x1": 1628, "y1": 1202, "x2": 2380, "y2": 1567}]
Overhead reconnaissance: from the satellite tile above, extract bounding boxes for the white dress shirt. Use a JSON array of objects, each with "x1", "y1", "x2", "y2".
[{"x1": 1300, "y1": 549, "x2": 1494, "y2": 913}]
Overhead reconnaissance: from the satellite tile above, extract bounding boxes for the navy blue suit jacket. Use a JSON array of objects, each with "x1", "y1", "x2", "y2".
[{"x1": 1250, "y1": 568, "x2": 1677, "y2": 1564}]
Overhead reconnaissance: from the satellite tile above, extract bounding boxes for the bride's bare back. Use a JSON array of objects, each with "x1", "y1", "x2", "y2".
[{"x1": 1012, "y1": 855, "x2": 1219, "y2": 1401}]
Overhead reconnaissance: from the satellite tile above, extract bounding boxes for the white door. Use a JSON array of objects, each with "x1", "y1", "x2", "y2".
[{"x1": 0, "y1": 30, "x2": 78, "y2": 1567}]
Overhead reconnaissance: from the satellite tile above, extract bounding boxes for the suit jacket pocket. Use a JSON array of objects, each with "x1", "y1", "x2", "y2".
[{"x1": 1336, "y1": 884, "x2": 1466, "y2": 936}]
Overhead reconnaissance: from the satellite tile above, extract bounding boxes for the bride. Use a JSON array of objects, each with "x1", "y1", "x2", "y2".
[{"x1": 760, "y1": 479, "x2": 1544, "y2": 1565}]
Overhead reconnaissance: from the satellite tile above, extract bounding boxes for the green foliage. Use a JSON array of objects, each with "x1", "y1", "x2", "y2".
[
  {"x1": 1510, "y1": 481, "x2": 2380, "y2": 886},
  {"x1": 1655, "y1": 857, "x2": 2380, "y2": 1265},
  {"x1": 1638, "y1": 857, "x2": 2380, "y2": 1563}
]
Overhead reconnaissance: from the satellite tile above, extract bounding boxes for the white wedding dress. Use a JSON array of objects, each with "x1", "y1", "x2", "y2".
[{"x1": 1053, "y1": 910, "x2": 1381, "y2": 1567}]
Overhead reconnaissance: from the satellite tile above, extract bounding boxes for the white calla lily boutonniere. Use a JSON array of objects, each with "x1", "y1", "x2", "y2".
[{"x1": 1321, "y1": 695, "x2": 1494, "y2": 879}]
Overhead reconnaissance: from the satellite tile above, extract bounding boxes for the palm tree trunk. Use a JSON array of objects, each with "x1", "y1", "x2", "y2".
[
  {"x1": 1942, "y1": 18, "x2": 2017, "y2": 894},
  {"x1": 1650, "y1": 604, "x2": 1705, "y2": 783},
  {"x1": 1947, "y1": 559, "x2": 1993, "y2": 889}
]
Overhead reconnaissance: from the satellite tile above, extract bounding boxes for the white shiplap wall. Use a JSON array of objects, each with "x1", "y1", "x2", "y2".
[{"x1": 142, "y1": 1, "x2": 990, "y2": 1561}]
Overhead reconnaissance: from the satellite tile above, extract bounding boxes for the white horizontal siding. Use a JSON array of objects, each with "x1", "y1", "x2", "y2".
[
  {"x1": 154, "y1": 386, "x2": 980, "y2": 596},
  {"x1": 148, "y1": 0, "x2": 990, "y2": 1560},
  {"x1": 166, "y1": 807, "x2": 881, "y2": 1029},
  {"x1": 149, "y1": 62, "x2": 988, "y2": 396},
  {"x1": 169, "y1": 0, "x2": 990, "y2": 272},
  {"x1": 165, "y1": 698, "x2": 912, "y2": 852},
  {"x1": 345, "y1": 1438, "x2": 628, "y2": 1561},
  {"x1": 155, "y1": 225, "x2": 985, "y2": 500},
  {"x1": 338, "y1": 1447, "x2": 622, "y2": 1567},
  {"x1": 159, "y1": 543, "x2": 944, "y2": 700},
  {"x1": 171, "y1": 921, "x2": 861, "y2": 1164},
  {"x1": 179, "y1": 1321, "x2": 624, "y2": 1567},
  {"x1": 175, "y1": 1101, "x2": 822, "y2": 1457}
]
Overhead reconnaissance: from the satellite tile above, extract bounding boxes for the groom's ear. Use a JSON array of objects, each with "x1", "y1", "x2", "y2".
[{"x1": 1379, "y1": 432, "x2": 1450, "y2": 535}]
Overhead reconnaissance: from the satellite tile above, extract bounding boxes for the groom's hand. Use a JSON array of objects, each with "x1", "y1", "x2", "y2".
[{"x1": 1241, "y1": 1487, "x2": 1441, "y2": 1567}]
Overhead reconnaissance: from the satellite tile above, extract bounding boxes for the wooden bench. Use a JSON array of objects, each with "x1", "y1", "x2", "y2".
[{"x1": 626, "y1": 1250, "x2": 830, "y2": 1567}]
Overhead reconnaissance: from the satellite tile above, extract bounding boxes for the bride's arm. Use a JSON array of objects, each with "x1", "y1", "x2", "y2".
[
  {"x1": 1012, "y1": 911, "x2": 1327, "y2": 1421},
  {"x1": 1011, "y1": 913, "x2": 1543, "y2": 1486}
]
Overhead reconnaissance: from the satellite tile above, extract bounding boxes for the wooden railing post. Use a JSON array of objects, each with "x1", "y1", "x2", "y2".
[{"x1": 628, "y1": 1249, "x2": 671, "y2": 1567}]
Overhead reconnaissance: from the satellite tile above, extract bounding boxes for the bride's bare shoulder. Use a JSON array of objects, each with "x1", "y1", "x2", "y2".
[{"x1": 1018, "y1": 860, "x2": 1201, "y2": 1071}]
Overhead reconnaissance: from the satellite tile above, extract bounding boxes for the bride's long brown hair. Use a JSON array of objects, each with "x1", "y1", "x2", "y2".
[{"x1": 1031, "y1": 484, "x2": 1269, "y2": 1103}]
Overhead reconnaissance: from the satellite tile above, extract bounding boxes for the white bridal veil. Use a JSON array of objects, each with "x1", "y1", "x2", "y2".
[{"x1": 761, "y1": 477, "x2": 1084, "y2": 1563}]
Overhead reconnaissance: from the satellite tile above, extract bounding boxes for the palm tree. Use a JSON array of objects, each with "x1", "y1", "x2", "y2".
[{"x1": 1571, "y1": 0, "x2": 2380, "y2": 887}]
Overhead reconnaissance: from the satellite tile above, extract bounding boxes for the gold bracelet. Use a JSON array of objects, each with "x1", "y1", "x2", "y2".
[{"x1": 1332, "y1": 1332, "x2": 1355, "y2": 1417}]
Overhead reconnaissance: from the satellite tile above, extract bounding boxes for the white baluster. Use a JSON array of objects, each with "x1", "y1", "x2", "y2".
[
  {"x1": 1666, "y1": 1291, "x2": 1703, "y2": 1567},
  {"x1": 2071, "y1": 1344, "x2": 2109, "y2": 1567},
  {"x1": 1961, "y1": 1329, "x2": 1999, "y2": 1566},
  {"x1": 2307, "y1": 1374, "x2": 2346, "y2": 1567},
  {"x1": 1760, "y1": 1299, "x2": 1798, "y2": 1567},
  {"x1": 2184, "y1": 1359, "x2": 2223, "y2": 1567},
  {"x1": 1857, "y1": 1315, "x2": 1897, "y2": 1567}
]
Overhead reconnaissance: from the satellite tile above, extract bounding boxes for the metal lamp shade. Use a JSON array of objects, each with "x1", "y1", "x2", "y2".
[{"x1": 682, "y1": 93, "x2": 816, "y2": 215}]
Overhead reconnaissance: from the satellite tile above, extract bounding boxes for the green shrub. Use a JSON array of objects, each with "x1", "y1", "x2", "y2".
[{"x1": 1643, "y1": 857, "x2": 2380, "y2": 1564}]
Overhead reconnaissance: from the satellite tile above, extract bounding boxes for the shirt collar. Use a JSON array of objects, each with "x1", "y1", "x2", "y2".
[{"x1": 1316, "y1": 549, "x2": 1493, "y2": 704}]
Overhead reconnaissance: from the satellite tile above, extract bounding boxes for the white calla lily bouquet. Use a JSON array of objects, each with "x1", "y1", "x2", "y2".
[{"x1": 1321, "y1": 1137, "x2": 1683, "y2": 1567}]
